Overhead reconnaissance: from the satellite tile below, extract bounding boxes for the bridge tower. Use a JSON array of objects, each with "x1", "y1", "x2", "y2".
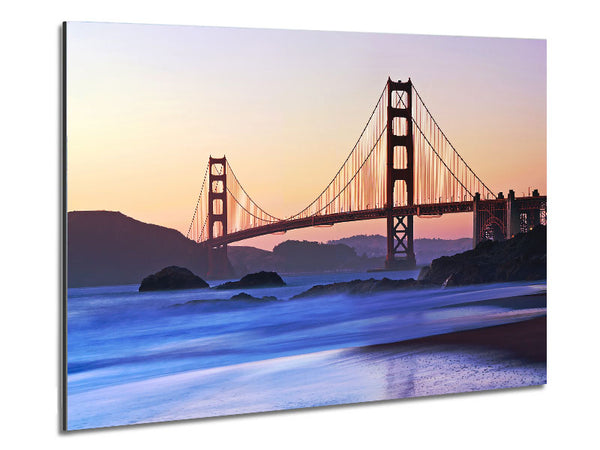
[
  {"x1": 385, "y1": 78, "x2": 416, "y2": 269},
  {"x1": 207, "y1": 156, "x2": 235, "y2": 279}
]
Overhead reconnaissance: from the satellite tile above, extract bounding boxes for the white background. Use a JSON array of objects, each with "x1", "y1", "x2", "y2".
[{"x1": 1, "y1": 0, "x2": 598, "y2": 448}]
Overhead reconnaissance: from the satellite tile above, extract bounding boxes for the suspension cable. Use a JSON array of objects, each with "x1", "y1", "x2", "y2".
[
  {"x1": 226, "y1": 161, "x2": 281, "y2": 222},
  {"x1": 315, "y1": 125, "x2": 387, "y2": 215},
  {"x1": 412, "y1": 85, "x2": 496, "y2": 198},
  {"x1": 287, "y1": 84, "x2": 388, "y2": 220},
  {"x1": 226, "y1": 186, "x2": 280, "y2": 223},
  {"x1": 394, "y1": 90, "x2": 492, "y2": 199},
  {"x1": 305, "y1": 86, "x2": 406, "y2": 215},
  {"x1": 198, "y1": 214, "x2": 208, "y2": 242},
  {"x1": 185, "y1": 161, "x2": 209, "y2": 239}
]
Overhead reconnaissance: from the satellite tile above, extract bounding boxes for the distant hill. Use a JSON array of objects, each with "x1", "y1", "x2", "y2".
[
  {"x1": 227, "y1": 245, "x2": 277, "y2": 274},
  {"x1": 413, "y1": 237, "x2": 473, "y2": 265},
  {"x1": 228, "y1": 240, "x2": 379, "y2": 274},
  {"x1": 272, "y1": 240, "x2": 364, "y2": 273},
  {"x1": 328, "y1": 234, "x2": 472, "y2": 265},
  {"x1": 67, "y1": 211, "x2": 209, "y2": 288},
  {"x1": 327, "y1": 235, "x2": 386, "y2": 258}
]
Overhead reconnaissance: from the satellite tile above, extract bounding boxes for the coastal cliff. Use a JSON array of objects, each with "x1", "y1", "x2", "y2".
[{"x1": 419, "y1": 225, "x2": 546, "y2": 286}]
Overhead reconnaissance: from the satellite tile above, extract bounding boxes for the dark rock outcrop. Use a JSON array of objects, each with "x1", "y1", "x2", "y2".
[
  {"x1": 230, "y1": 292, "x2": 278, "y2": 301},
  {"x1": 417, "y1": 266, "x2": 431, "y2": 281},
  {"x1": 292, "y1": 277, "x2": 431, "y2": 299},
  {"x1": 420, "y1": 225, "x2": 546, "y2": 286},
  {"x1": 139, "y1": 266, "x2": 209, "y2": 292},
  {"x1": 215, "y1": 271, "x2": 286, "y2": 290}
]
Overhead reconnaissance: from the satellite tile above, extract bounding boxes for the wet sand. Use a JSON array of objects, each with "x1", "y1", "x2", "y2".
[
  {"x1": 439, "y1": 292, "x2": 547, "y2": 312},
  {"x1": 367, "y1": 314, "x2": 547, "y2": 362}
]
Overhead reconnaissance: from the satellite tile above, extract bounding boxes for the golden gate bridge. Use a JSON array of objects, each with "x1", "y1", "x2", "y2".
[{"x1": 185, "y1": 78, "x2": 546, "y2": 278}]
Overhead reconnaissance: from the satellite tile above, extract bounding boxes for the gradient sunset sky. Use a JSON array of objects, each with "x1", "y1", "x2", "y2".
[{"x1": 66, "y1": 22, "x2": 546, "y2": 250}]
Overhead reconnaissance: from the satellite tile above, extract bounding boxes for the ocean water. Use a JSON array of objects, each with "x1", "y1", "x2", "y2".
[{"x1": 66, "y1": 270, "x2": 546, "y2": 430}]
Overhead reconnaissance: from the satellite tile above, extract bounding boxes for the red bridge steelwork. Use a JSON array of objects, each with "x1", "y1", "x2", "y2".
[{"x1": 185, "y1": 78, "x2": 547, "y2": 278}]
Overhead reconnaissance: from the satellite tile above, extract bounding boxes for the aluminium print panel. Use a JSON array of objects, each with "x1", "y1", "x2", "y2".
[{"x1": 63, "y1": 21, "x2": 547, "y2": 431}]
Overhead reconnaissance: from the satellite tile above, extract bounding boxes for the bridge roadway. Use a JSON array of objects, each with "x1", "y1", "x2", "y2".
[{"x1": 205, "y1": 199, "x2": 487, "y2": 248}]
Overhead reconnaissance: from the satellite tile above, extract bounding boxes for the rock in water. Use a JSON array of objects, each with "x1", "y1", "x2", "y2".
[
  {"x1": 292, "y1": 277, "x2": 431, "y2": 299},
  {"x1": 215, "y1": 271, "x2": 286, "y2": 290},
  {"x1": 139, "y1": 266, "x2": 209, "y2": 292},
  {"x1": 229, "y1": 292, "x2": 278, "y2": 301},
  {"x1": 230, "y1": 292, "x2": 256, "y2": 300}
]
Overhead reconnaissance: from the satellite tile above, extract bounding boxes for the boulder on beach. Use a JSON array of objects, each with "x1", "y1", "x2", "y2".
[
  {"x1": 215, "y1": 271, "x2": 286, "y2": 290},
  {"x1": 139, "y1": 266, "x2": 209, "y2": 292}
]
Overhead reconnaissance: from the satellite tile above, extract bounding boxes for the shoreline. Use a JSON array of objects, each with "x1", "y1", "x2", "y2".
[
  {"x1": 434, "y1": 292, "x2": 546, "y2": 311},
  {"x1": 364, "y1": 314, "x2": 547, "y2": 362}
]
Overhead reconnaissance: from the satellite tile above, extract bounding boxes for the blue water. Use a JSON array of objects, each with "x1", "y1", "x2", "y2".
[{"x1": 67, "y1": 270, "x2": 546, "y2": 430}]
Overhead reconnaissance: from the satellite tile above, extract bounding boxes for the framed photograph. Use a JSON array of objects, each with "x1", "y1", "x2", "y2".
[{"x1": 62, "y1": 21, "x2": 546, "y2": 431}]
